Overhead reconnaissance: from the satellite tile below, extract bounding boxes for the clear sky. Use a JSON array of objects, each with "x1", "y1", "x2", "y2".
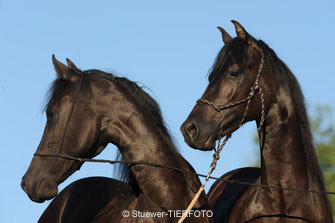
[{"x1": 1, "y1": 0, "x2": 334, "y2": 222}]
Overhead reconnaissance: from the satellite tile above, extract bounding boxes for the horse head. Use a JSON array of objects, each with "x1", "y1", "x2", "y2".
[
  {"x1": 21, "y1": 57, "x2": 111, "y2": 202},
  {"x1": 181, "y1": 21, "x2": 274, "y2": 151}
]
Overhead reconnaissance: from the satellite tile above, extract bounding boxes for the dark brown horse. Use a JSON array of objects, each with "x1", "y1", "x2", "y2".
[
  {"x1": 21, "y1": 57, "x2": 212, "y2": 223},
  {"x1": 181, "y1": 21, "x2": 333, "y2": 222}
]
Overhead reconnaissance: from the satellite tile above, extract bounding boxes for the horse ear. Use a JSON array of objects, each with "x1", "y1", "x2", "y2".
[
  {"x1": 52, "y1": 55, "x2": 78, "y2": 81},
  {"x1": 231, "y1": 20, "x2": 259, "y2": 49},
  {"x1": 66, "y1": 58, "x2": 81, "y2": 74},
  {"x1": 231, "y1": 20, "x2": 250, "y2": 40},
  {"x1": 217, "y1": 26, "x2": 232, "y2": 44}
]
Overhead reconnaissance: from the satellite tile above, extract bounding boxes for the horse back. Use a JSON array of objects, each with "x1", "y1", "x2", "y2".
[
  {"x1": 207, "y1": 167, "x2": 260, "y2": 223},
  {"x1": 38, "y1": 177, "x2": 135, "y2": 223}
]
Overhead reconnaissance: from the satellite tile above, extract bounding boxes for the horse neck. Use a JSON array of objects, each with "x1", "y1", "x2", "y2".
[
  {"x1": 255, "y1": 80, "x2": 332, "y2": 221},
  {"x1": 258, "y1": 87, "x2": 316, "y2": 190},
  {"x1": 105, "y1": 98, "x2": 205, "y2": 210}
]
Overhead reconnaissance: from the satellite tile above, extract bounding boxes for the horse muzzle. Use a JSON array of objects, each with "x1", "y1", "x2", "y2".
[
  {"x1": 180, "y1": 120, "x2": 217, "y2": 151},
  {"x1": 21, "y1": 176, "x2": 58, "y2": 203}
]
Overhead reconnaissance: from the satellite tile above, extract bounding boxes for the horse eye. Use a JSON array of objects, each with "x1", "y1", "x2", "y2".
[
  {"x1": 229, "y1": 71, "x2": 241, "y2": 77},
  {"x1": 46, "y1": 110, "x2": 55, "y2": 119}
]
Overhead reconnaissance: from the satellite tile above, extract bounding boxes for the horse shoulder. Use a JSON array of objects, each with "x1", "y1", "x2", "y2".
[{"x1": 207, "y1": 167, "x2": 260, "y2": 223}]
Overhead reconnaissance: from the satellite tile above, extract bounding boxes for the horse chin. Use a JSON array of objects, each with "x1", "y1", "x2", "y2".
[
  {"x1": 190, "y1": 144, "x2": 215, "y2": 151},
  {"x1": 187, "y1": 132, "x2": 217, "y2": 151},
  {"x1": 29, "y1": 193, "x2": 56, "y2": 203},
  {"x1": 202, "y1": 133, "x2": 217, "y2": 151},
  {"x1": 32, "y1": 187, "x2": 58, "y2": 203},
  {"x1": 22, "y1": 178, "x2": 59, "y2": 203}
]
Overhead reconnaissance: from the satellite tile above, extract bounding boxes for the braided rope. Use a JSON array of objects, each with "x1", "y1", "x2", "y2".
[
  {"x1": 198, "y1": 49, "x2": 266, "y2": 134},
  {"x1": 257, "y1": 84, "x2": 265, "y2": 133},
  {"x1": 256, "y1": 49, "x2": 266, "y2": 133},
  {"x1": 197, "y1": 94, "x2": 254, "y2": 112}
]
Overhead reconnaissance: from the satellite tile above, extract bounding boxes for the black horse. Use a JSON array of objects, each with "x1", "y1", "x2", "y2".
[
  {"x1": 21, "y1": 56, "x2": 212, "y2": 223},
  {"x1": 181, "y1": 21, "x2": 333, "y2": 222}
]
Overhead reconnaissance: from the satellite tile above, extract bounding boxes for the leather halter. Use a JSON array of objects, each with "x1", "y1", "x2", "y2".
[{"x1": 35, "y1": 74, "x2": 84, "y2": 159}]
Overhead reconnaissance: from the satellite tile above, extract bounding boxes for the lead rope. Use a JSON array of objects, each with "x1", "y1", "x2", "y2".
[
  {"x1": 177, "y1": 135, "x2": 231, "y2": 223},
  {"x1": 178, "y1": 48, "x2": 265, "y2": 223}
]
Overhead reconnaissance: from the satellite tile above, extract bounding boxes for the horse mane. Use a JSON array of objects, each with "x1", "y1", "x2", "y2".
[
  {"x1": 43, "y1": 69, "x2": 177, "y2": 185},
  {"x1": 257, "y1": 40, "x2": 326, "y2": 191},
  {"x1": 85, "y1": 70, "x2": 177, "y2": 150},
  {"x1": 90, "y1": 70, "x2": 179, "y2": 184}
]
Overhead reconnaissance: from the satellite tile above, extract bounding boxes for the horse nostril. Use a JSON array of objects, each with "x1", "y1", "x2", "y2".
[{"x1": 185, "y1": 122, "x2": 199, "y2": 140}]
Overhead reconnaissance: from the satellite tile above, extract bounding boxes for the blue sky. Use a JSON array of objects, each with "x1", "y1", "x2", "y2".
[{"x1": 1, "y1": 0, "x2": 334, "y2": 222}]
